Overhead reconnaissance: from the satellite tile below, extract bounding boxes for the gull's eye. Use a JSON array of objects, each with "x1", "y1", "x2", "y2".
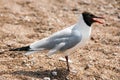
[
  {"x1": 89, "y1": 14, "x2": 93, "y2": 17},
  {"x1": 88, "y1": 14, "x2": 95, "y2": 18}
]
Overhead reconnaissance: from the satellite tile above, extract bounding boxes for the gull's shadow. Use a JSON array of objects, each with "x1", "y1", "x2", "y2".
[{"x1": 12, "y1": 68, "x2": 69, "y2": 80}]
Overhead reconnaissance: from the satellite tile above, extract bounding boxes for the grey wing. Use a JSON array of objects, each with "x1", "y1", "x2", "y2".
[
  {"x1": 46, "y1": 30, "x2": 82, "y2": 51},
  {"x1": 59, "y1": 33, "x2": 82, "y2": 51}
]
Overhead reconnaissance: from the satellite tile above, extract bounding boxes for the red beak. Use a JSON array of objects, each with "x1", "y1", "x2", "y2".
[{"x1": 92, "y1": 16, "x2": 104, "y2": 24}]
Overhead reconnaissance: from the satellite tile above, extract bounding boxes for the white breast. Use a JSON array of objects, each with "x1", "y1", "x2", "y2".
[
  {"x1": 80, "y1": 26, "x2": 91, "y2": 45},
  {"x1": 76, "y1": 15, "x2": 92, "y2": 46}
]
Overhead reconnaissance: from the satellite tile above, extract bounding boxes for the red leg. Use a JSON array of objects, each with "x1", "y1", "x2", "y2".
[{"x1": 65, "y1": 56, "x2": 70, "y2": 71}]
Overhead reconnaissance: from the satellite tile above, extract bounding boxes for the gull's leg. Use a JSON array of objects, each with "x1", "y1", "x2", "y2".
[{"x1": 65, "y1": 56, "x2": 70, "y2": 71}]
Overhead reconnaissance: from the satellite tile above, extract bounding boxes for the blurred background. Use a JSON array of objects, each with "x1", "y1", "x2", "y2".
[{"x1": 0, "y1": 0, "x2": 120, "y2": 80}]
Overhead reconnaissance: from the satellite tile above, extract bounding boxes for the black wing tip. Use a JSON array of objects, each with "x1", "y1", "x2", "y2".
[{"x1": 9, "y1": 46, "x2": 30, "y2": 51}]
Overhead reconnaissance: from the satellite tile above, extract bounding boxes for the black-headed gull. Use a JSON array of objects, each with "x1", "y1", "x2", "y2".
[{"x1": 9, "y1": 12, "x2": 104, "y2": 71}]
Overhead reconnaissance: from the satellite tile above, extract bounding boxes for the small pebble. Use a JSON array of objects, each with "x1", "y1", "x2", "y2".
[
  {"x1": 0, "y1": 50, "x2": 4, "y2": 54},
  {"x1": 71, "y1": 69, "x2": 78, "y2": 74},
  {"x1": 59, "y1": 57, "x2": 72, "y2": 63},
  {"x1": 65, "y1": 77, "x2": 69, "y2": 80},
  {"x1": 23, "y1": 16, "x2": 31, "y2": 22},
  {"x1": 113, "y1": 53, "x2": 118, "y2": 56},
  {"x1": 48, "y1": 62, "x2": 54, "y2": 66},
  {"x1": 0, "y1": 14, "x2": 4, "y2": 16},
  {"x1": 72, "y1": 8, "x2": 78, "y2": 11},
  {"x1": 81, "y1": 0, "x2": 91, "y2": 4},
  {"x1": 84, "y1": 64, "x2": 89, "y2": 70},
  {"x1": 51, "y1": 71, "x2": 57, "y2": 76},
  {"x1": 24, "y1": 64, "x2": 31, "y2": 68},
  {"x1": 63, "y1": 7, "x2": 69, "y2": 11},
  {"x1": 118, "y1": 15, "x2": 120, "y2": 19},
  {"x1": 43, "y1": 77, "x2": 50, "y2": 80}
]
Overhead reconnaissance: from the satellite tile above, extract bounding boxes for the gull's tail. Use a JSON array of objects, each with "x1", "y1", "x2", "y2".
[
  {"x1": 9, "y1": 46, "x2": 30, "y2": 51},
  {"x1": 1, "y1": 38, "x2": 47, "y2": 55},
  {"x1": 0, "y1": 46, "x2": 32, "y2": 55},
  {"x1": 9, "y1": 46, "x2": 44, "y2": 55},
  {"x1": 9, "y1": 46, "x2": 36, "y2": 55}
]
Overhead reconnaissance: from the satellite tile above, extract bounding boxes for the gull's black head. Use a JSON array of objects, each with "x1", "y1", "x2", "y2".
[{"x1": 82, "y1": 12, "x2": 104, "y2": 26}]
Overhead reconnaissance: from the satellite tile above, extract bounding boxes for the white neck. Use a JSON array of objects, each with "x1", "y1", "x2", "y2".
[{"x1": 73, "y1": 14, "x2": 92, "y2": 44}]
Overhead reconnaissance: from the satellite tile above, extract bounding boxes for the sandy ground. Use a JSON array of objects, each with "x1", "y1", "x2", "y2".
[{"x1": 0, "y1": 0, "x2": 120, "y2": 80}]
